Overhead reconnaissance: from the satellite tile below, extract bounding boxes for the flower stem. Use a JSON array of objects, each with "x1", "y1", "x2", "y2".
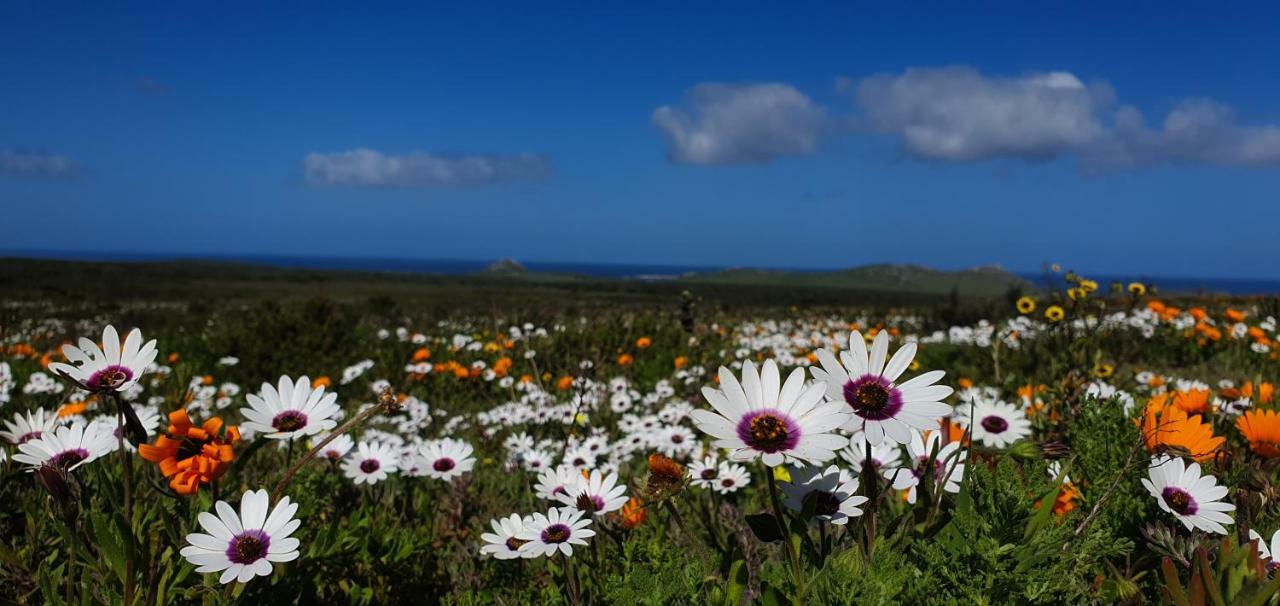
[
  {"x1": 270, "y1": 403, "x2": 384, "y2": 502},
  {"x1": 765, "y1": 467, "x2": 804, "y2": 597},
  {"x1": 115, "y1": 394, "x2": 135, "y2": 606}
]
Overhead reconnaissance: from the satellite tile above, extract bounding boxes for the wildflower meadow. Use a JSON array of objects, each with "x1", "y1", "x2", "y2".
[{"x1": 2, "y1": 266, "x2": 1280, "y2": 605}]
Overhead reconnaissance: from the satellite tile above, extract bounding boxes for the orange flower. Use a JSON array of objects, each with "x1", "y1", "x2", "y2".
[
  {"x1": 617, "y1": 353, "x2": 634, "y2": 367},
  {"x1": 635, "y1": 336, "x2": 652, "y2": 349},
  {"x1": 493, "y1": 356, "x2": 513, "y2": 377},
  {"x1": 1237, "y1": 409, "x2": 1280, "y2": 459},
  {"x1": 1149, "y1": 389, "x2": 1211, "y2": 415},
  {"x1": 200, "y1": 375, "x2": 214, "y2": 386},
  {"x1": 1141, "y1": 398, "x2": 1224, "y2": 462},
  {"x1": 673, "y1": 356, "x2": 688, "y2": 369},
  {"x1": 313, "y1": 376, "x2": 332, "y2": 388},
  {"x1": 957, "y1": 378, "x2": 974, "y2": 390},
  {"x1": 1226, "y1": 308, "x2": 1246, "y2": 323},
  {"x1": 644, "y1": 453, "x2": 687, "y2": 499},
  {"x1": 1051, "y1": 482, "x2": 1081, "y2": 517},
  {"x1": 138, "y1": 409, "x2": 239, "y2": 495},
  {"x1": 412, "y1": 347, "x2": 432, "y2": 362},
  {"x1": 57, "y1": 401, "x2": 88, "y2": 419},
  {"x1": 556, "y1": 375, "x2": 574, "y2": 391},
  {"x1": 619, "y1": 497, "x2": 647, "y2": 529},
  {"x1": 1189, "y1": 308, "x2": 1207, "y2": 321},
  {"x1": 167, "y1": 352, "x2": 180, "y2": 363},
  {"x1": 453, "y1": 366, "x2": 470, "y2": 379},
  {"x1": 1239, "y1": 381, "x2": 1274, "y2": 405},
  {"x1": 518, "y1": 374, "x2": 534, "y2": 384}
]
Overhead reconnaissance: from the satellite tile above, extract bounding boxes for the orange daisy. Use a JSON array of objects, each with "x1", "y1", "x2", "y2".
[
  {"x1": 1237, "y1": 409, "x2": 1280, "y2": 459},
  {"x1": 138, "y1": 409, "x2": 239, "y2": 495},
  {"x1": 1140, "y1": 398, "x2": 1224, "y2": 462}
]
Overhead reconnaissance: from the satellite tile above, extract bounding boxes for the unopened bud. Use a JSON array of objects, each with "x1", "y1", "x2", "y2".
[
  {"x1": 35, "y1": 463, "x2": 76, "y2": 509},
  {"x1": 1040, "y1": 441, "x2": 1072, "y2": 460}
]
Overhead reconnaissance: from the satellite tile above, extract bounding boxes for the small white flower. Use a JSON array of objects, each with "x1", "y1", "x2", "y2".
[
  {"x1": 516, "y1": 507, "x2": 595, "y2": 558},
  {"x1": 1142, "y1": 455, "x2": 1234, "y2": 535},
  {"x1": 180, "y1": 489, "x2": 301, "y2": 584}
]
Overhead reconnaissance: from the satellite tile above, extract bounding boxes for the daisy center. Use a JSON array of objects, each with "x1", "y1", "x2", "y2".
[
  {"x1": 1161, "y1": 487, "x2": 1198, "y2": 515},
  {"x1": 87, "y1": 365, "x2": 133, "y2": 392},
  {"x1": 360, "y1": 459, "x2": 381, "y2": 473},
  {"x1": 699, "y1": 469, "x2": 717, "y2": 480},
  {"x1": 51, "y1": 448, "x2": 90, "y2": 469},
  {"x1": 720, "y1": 478, "x2": 735, "y2": 488},
  {"x1": 842, "y1": 376, "x2": 904, "y2": 421},
  {"x1": 736, "y1": 410, "x2": 799, "y2": 453},
  {"x1": 803, "y1": 490, "x2": 842, "y2": 517},
  {"x1": 541, "y1": 523, "x2": 572, "y2": 544},
  {"x1": 980, "y1": 415, "x2": 1009, "y2": 434},
  {"x1": 574, "y1": 493, "x2": 605, "y2": 513},
  {"x1": 505, "y1": 537, "x2": 528, "y2": 551},
  {"x1": 226, "y1": 530, "x2": 271, "y2": 565},
  {"x1": 433, "y1": 458, "x2": 456, "y2": 472},
  {"x1": 271, "y1": 410, "x2": 308, "y2": 433}
]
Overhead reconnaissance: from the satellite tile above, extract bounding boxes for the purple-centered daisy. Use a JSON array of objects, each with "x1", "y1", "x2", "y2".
[
  {"x1": 812, "y1": 330, "x2": 954, "y2": 446},
  {"x1": 692, "y1": 360, "x2": 850, "y2": 467}
]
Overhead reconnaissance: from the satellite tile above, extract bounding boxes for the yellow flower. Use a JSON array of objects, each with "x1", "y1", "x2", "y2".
[
  {"x1": 772, "y1": 466, "x2": 792, "y2": 482},
  {"x1": 1016, "y1": 296, "x2": 1036, "y2": 314},
  {"x1": 1067, "y1": 288, "x2": 1085, "y2": 301},
  {"x1": 1091, "y1": 362, "x2": 1114, "y2": 378},
  {"x1": 1045, "y1": 305, "x2": 1065, "y2": 322},
  {"x1": 1127, "y1": 282, "x2": 1146, "y2": 296}
]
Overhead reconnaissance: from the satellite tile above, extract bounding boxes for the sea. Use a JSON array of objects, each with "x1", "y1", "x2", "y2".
[{"x1": 4, "y1": 250, "x2": 1280, "y2": 296}]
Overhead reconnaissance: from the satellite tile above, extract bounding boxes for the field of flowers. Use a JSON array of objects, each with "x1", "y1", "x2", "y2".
[{"x1": 3, "y1": 272, "x2": 1280, "y2": 604}]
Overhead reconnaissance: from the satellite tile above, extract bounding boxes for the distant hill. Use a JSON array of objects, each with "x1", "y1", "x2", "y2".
[{"x1": 680, "y1": 263, "x2": 1031, "y2": 297}]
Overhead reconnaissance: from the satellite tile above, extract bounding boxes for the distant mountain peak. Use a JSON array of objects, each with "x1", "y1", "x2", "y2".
[{"x1": 484, "y1": 258, "x2": 527, "y2": 273}]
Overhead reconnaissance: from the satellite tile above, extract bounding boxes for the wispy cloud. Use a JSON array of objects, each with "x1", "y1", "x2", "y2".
[
  {"x1": 655, "y1": 66, "x2": 1280, "y2": 172},
  {"x1": 302, "y1": 149, "x2": 553, "y2": 188},
  {"x1": 0, "y1": 150, "x2": 80, "y2": 179},
  {"x1": 651, "y1": 83, "x2": 827, "y2": 165}
]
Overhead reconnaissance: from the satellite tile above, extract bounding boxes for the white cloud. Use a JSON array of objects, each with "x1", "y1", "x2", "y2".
[
  {"x1": 845, "y1": 66, "x2": 1280, "y2": 171},
  {"x1": 303, "y1": 149, "x2": 552, "y2": 188},
  {"x1": 848, "y1": 66, "x2": 1112, "y2": 162},
  {"x1": 651, "y1": 83, "x2": 827, "y2": 165},
  {"x1": 1090, "y1": 99, "x2": 1280, "y2": 170},
  {"x1": 0, "y1": 150, "x2": 79, "y2": 178}
]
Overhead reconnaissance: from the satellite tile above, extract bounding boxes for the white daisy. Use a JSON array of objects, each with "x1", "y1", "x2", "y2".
[
  {"x1": 1, "y1": 409, "x2": 60, "y2": 445},
  {"x1": 958, "y1": 398, "x2": 1031, "y2": 449},
  {"x1": 48, "y1": 325, "x2": 157, "y2": 394},
  {"x1": 180, "y1": 489, "x2": 301, "y2": 584},
  {"x1": 811, "y1": 331, "x2": 954, "y2": 446},
  {"x1": 688, "y1": 455, "x2": 720, "y2": 489},
  {"x1": 692, "y1": 360, "x2": 850, "y2": 467},
  {"x1": 240, "y1": 376, "x2": 340, "y2": 441},
  {"x1": 12, "y1": 421, "x2": 116, "y2": 472},
  {"x1": 535, "y1": 465, "x2": 580, "y2": 500},
  {"x1": 480, "y1": 514, "x2": 534, "y2": 560},
  {"x1": 713, "y1": 462, "x2": 751, "y2": 494},
  {"x1": 342, "y1": 441, "x2": 399, "y2": 485},
  {"x1": 1142, "y1": 455, "x2": 1234, "y2": 535},
  {"x1": 516, "y1": 507, "x2": 596, "y2": 558},
  {"x1": 892, "y1": 430, "x2": 966, "y2": 504},
  {"x1": 555, "y1": 469, "x2": 628, "y2": 516},
  {"x1": 316, "y1": 433, "x2": 355, "y2": 462},
  {"x1": 781, "y1": 464, "x2": 868, "y2": 525},
  {"x1": 839, "y1": 433, "x2": 903, "y2": 481},
  {"x1": 418, "y1": 438, "x2": 475, "y2": 482},
  {"x1": 1248, "y1": 528, "x2": 1280, "y2": 569}
]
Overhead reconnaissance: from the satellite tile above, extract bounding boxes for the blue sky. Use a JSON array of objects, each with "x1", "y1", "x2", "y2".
[{"x1": 3, "y1": 2, "x2": 1280, "y2": 278}]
